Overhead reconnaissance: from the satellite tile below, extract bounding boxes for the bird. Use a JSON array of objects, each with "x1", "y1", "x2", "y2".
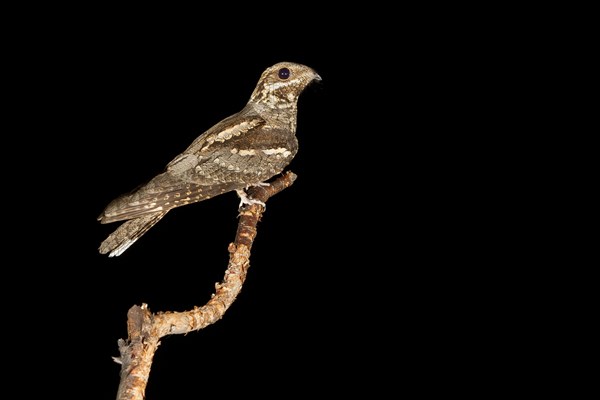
[{"x1": 97, "y1": 61, "x2": 321, "y2": 257}]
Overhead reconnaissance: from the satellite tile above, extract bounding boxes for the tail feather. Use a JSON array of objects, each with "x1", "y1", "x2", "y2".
[{"x1": 99, "y1": 211, "x2": 168, "y2": 257}]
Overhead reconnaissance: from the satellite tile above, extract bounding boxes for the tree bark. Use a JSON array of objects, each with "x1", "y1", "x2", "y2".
[{"x1": 114, "y1": 171, "x2": 297, "y2": 400}]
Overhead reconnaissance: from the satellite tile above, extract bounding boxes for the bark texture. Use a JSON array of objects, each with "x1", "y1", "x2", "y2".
[{"x1": 114, "y1": 171, "x2": 297, "y2": 400}]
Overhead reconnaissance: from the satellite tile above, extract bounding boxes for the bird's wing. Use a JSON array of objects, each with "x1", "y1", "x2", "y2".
[
  {"x1": 98, "y1": 171, "x2": 243, "y2": 223},
  {"x1": 98, "y1": 112, "x2": 269, "y2": 224},
  {"x1": 165, "y1": 108, "x2": 298, "y2": 186},
  {"x1": 177, "y1": 110, "x2": 266, "y2": 156}
]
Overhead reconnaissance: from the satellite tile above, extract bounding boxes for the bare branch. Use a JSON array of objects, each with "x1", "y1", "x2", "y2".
[{"x1": 115, "y1": 171, "x2": 297, "y2": 400}]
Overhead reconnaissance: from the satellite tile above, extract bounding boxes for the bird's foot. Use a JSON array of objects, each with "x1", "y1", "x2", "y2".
[{"x1": 236, "y1": 189, "x2": 266, "y2": 211}]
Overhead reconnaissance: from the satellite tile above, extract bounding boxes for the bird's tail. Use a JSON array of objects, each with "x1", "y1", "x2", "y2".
[{"x1": 99, "y1": 211, "x2": 168, "y2": 257}]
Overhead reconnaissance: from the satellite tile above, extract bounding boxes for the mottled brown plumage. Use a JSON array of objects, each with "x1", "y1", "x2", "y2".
[{"x1": 98, "y1": 62, "x2": 321, "y2": 256}]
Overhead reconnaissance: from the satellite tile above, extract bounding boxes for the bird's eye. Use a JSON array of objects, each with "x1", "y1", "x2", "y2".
[{"x1": 278, "y1": 68, "x2": 290, "y2": 80}]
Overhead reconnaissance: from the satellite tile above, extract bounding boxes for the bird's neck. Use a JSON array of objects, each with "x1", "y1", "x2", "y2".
[
  {"x1": 253, "y1": 92, "x2": 299, "y2": 109},
  {"x1": 249, "y1": 81, "x2": 302, "y2": 108},
  {"x1": 250, "y1": 98, "x2": 299, "y2": 130}
]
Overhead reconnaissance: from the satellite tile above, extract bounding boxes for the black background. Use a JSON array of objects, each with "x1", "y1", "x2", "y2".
[{"x1": 6, "y1": 8, "x2": 520, "y2": 399}]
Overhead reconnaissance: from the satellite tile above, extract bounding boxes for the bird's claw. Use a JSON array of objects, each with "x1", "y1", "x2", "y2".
[{"x1": 236, "y1": 189, "x2": 266, "y2": 211}]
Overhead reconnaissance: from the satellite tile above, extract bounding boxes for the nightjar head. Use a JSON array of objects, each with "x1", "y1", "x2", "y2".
[{"x1": 249, "y1": 62, "x2": 321, "y2": 108}]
